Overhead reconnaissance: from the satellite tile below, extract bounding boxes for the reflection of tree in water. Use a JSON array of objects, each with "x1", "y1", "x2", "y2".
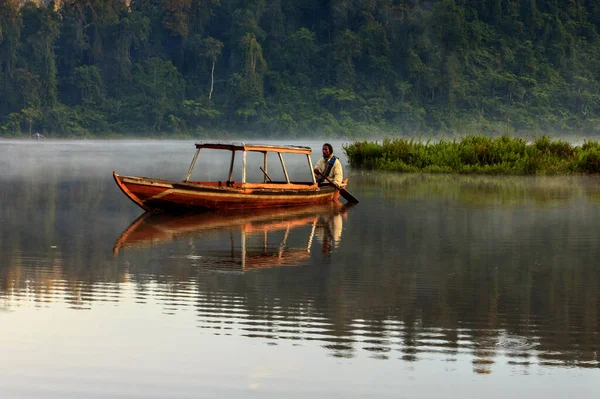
[
  {"x1": 357, "y1": 172, "x2": 600, "y2": 206},
  {"x1": 1, "y1": 174, "x2": 599, "y2": 371}
]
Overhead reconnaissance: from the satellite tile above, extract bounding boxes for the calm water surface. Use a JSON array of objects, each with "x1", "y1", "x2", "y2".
[{"x1": 1, "y1": 140, "x2": 599, "y2": 398}]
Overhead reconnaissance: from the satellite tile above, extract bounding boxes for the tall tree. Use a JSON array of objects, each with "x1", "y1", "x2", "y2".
[
  {"x1": 0, "y1": 0, "x2": 22, "y2": 116},
  {"x1": 333, "y1": 29, "x2": 361, "y2": 88},
  {"x1": 202, "y1": 36, "x2": 223, "y2": 105},
  {"x1": 109, "y1": 12, "x2": 150, "y2": 93},
  {"x1": 20, "y1": 1, "x2": 60, "y2": 107},
  {"x1": 132, "y1": 57, "x2": 184, "y2": 132},
  {"x1": 240, "y1": 32, "x2": 266, "y2": 99}
]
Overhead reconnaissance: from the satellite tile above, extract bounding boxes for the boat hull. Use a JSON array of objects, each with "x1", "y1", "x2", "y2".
[{"x1": 113, "y1": 172, "x2": 343, "y2": 212}]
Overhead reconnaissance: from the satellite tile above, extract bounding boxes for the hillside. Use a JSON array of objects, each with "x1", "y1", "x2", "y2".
[{"x1": 0, "y1": 0, "x2": 599, "y2": 138}]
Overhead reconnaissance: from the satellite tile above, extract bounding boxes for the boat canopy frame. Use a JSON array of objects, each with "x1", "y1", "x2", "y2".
[{"x1": 184, "y1": 142, "x2": 317, "y2": 185}]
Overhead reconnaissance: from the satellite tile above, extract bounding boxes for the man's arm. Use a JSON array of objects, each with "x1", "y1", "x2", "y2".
[{"x1": 314, "y1": 159, "x2": 325, "y2": 176}]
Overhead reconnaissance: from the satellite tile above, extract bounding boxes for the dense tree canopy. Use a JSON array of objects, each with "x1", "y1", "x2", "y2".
[{"x1": 1, "y1": 0, "x2": 599, "y2": 137}]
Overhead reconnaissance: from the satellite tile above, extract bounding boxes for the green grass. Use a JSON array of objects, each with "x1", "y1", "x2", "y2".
[{"x1": 343, "y1": 135, "x2": 600, "y2": 175}]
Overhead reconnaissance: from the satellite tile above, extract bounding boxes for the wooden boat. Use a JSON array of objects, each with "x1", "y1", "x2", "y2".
[
  {"x1": 113, "y1": 203, "x2": 353, "y2": 271},
  {"x1": 113, "y1": 142, "x2": 350, "y2": 212}
]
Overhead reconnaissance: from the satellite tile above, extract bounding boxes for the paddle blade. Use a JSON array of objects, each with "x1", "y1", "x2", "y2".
[
  {"x1": 340, "y1": 188, "x2": 359, "y2": 204},
  {"x1": 319, "y1": 174, "x2": 359, "y2": 204}
]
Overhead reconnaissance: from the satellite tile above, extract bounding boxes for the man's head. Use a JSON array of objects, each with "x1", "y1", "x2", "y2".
[{"x1": 322, "y1": 143, "x2": 333, "y2": 159}]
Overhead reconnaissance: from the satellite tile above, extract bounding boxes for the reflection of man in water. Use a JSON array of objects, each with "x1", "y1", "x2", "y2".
[
  {"x1": 313, "y1": 143, "x2": 343, "y2": 186},
  {"x1": 316, "y1": 211, "x2": 344, "y2": 255}
]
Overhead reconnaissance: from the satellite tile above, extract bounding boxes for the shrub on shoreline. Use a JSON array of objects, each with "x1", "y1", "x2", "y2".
[{"x1": 343, "y1": 136, "x2": 600, "y2": 175}]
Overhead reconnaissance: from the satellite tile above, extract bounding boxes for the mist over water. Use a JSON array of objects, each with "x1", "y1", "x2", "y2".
[{"x1": 0, "y1": 140, "x2": 598, "y2": 398}]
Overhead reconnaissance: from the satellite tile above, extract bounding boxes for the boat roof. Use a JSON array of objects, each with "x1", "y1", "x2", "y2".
[{"x1": 195, "y1": 142, "x2": 312, "y2": 155}]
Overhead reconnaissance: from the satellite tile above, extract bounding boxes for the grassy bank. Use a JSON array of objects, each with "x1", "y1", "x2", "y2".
[{"x1": 343, "y1": 136, "x2": 600, "y2": 175}]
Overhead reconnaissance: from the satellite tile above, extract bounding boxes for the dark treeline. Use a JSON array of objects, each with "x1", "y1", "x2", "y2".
[{"x1": 1, "y1": 0, "x2": 599, "y2": 138}]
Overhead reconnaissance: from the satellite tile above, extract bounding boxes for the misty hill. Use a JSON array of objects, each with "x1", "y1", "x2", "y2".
[{"x1": 0, "y1": 0, "x2": 599, "y2": 138}]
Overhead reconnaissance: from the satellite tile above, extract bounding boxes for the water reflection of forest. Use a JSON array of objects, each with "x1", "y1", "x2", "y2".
[
  {"x1": 1, "y1": 171, "x2": 598, "y2": 372},
  {"x1": 356, "y1": 172, "x2": 600, "y2": 205},
  {"x1": 2, "y1": 213, "x2": 598, "y2": 372}
]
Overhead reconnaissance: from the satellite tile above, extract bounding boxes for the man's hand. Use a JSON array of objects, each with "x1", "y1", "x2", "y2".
[{"x1": 313, "y1": 168, "x2": 322, "y2": 176}]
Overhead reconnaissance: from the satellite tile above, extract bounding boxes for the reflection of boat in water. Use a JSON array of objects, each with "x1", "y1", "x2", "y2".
[{"x1": 113, "y1": 204, "x2": 353, "y2": 271}]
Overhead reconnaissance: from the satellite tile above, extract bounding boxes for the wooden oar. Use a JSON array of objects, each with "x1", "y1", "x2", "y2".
[{"x1": 318, "y1": 173, "x2": 359, "y2": 204}]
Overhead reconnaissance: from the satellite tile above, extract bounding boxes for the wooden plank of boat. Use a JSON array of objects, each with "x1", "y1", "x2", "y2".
[
  {"x1": 195, "y1": 142, "x2": 312, "y2": 154},
  {"x1": 114, "y1": 172, "x2": 341, "y2": 212}
]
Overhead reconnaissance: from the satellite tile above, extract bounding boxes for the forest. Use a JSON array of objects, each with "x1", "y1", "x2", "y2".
[{"x1": 0, "y1": 0, "x2": 599, "y2": 138}]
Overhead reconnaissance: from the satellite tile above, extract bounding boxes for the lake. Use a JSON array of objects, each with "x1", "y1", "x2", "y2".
[{"x1": 0, "y1": 139, "x2": 598, "y2": 398}]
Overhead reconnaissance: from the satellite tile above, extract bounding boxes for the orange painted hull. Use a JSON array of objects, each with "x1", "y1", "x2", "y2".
[{"x1": 113, "y1": 172, "x2": 344, "y2": 212}]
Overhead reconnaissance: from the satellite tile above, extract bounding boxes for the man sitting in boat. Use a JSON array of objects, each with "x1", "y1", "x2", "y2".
[{"x1": 313, "y1": 143, "x2": 343, "y2": 187}]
